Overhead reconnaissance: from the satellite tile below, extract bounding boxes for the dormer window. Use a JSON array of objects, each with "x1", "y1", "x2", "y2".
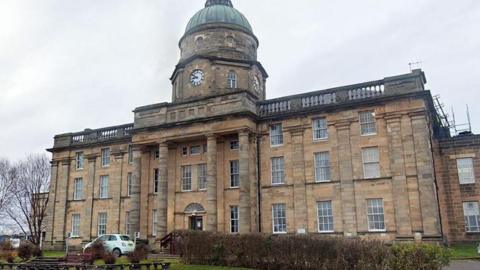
[{"x1": 227, "y1": 71, "x2": 237, "y2": 89}]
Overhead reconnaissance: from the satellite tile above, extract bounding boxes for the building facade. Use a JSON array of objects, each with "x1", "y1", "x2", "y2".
[{"x1": 44, "y1": 0, "x2": 479, "y2": 249}]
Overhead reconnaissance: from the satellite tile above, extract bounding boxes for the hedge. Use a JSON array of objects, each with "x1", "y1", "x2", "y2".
[{"x1": 174, "y1": 231, "x2": 450, "y2": 270}]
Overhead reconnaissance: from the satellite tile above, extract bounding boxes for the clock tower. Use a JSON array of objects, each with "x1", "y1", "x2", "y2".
[{"x1": 170, "y1": 0, "x2": 268, "y2": 103}]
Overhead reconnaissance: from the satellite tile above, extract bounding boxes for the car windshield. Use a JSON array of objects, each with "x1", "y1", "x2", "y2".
[{"x1": 120, "y1": 235, "x2": 130, "y2": 241}]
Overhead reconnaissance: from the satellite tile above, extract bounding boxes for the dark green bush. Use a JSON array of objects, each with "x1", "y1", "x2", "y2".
[
  {"x1": 126, "y1": 243, "x2": 149, "y2": 263},
  {"x1": 102, "y1": 252, "x2": 117, "y2": 265},
  {"x1": 84, "y1": 240, "x2": 106, "y2": 260},
  {"x1": 175, "y1": 231, "x2": 451, "y2": 270}
]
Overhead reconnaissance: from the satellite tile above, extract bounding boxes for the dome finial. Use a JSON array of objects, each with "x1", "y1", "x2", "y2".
[{"x1": 205, "y1": 0, "x2": 233, "y2": 8}]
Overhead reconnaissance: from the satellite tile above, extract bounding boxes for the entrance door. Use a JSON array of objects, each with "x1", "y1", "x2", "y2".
[{"x1": 189, "y1": 216, "x2": 203, "y2": 231}]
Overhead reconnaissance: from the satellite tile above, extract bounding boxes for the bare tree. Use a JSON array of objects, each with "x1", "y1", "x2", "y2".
[
  {"x1": 6, "y1": 155, "x2": 50, "y2": 246},
  {"x1": 0, "y1": 158, "x2": 14, "y2": 218}
]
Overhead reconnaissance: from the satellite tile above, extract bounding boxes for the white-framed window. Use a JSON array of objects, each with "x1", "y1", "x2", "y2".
[
  {"x1": 230, "y1": 140, "x2": 239, "y2": 150},
  {"x1": 153, "y1": 168, "x2": 159, "y2": 193},
  {"x1": 101, "y1": 148, "x2": 110, "y2": 167},
  {"x1": 362, "y1": 147, "x2": 380, "y2": 179},
  {"x1": 272, "y1": 203, "x2": 287, "y2": 234},
  {"x1": 227, "y1": 71, "x2": 237, "y2": 89},
  {"x1": 198, "y1": 164, "x2": 207, "y2": 190},
  {"x1": 73, "y1": 178, "x2": 83, "y2": 200},
  {"x1": 125, "y1": 211, "x2": 131, "y2": 235},
  {"x1": 128, "y1": 145, "x2": 133, "y2": 164},
  {"x1": 190, "y1": 146, "x2": 201, "y2": 155},
  {"x1": 98, "y1": 212, "x2": 107, "y2": 236},
  {"x1": 99, "y1": 175, "x2": 109, "y2": 199},
  {"x1": 457, "y1": 158, "x2": 475, "y2": 184},
  {"x1": 181, "y1": 166, "x2": 192, "y2": 191},
  {"x1": 230, "y1": 206, "x2": 239, "y2": 233},
  {"x1": 463, "y1": 202, "x2": 480, "y2": 232},
  {"x1": 127, "y1": 173, "x2": 133, "y2": 196},
  {"x1": 230, "y1": 160, "x2": 240, "y2": 188},
  {"x1": 153, "y1": 150, "x2": 160, "y2": 160},
  {"x1": 315, "y1": 152, "x2": 331, "y2": 182},
  {"x1": 270, "y1": 123, "x2": 284, "y2": 146},
  {"x1": 71, "y1": 214, "x2": 81, "y2": 237},
  {"x1": 360, "y1": 111, "x2": 377, "y2": 135},
  {"x1": 271, "y1": 157, "x2": 285, "y2": 185},
  {"x1": 317, "y1": 201, "x2": 333, "y2": 233},
  {"x1": 152, "y1": 209, "x2": 158, "y2": 236},
  {"x1": 75, "y1": 152, "x2": 84, "y2": 170},
  {"x1": 367, "y1": 199, "x2": 385, "y2": 232},
  {"x1": 313, "y1": 118, "x2": 328, "y2": 140}
]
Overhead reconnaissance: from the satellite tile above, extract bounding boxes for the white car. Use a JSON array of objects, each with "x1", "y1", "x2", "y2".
[{"x1": 83, "y1": 234, "x2": 135, "y2": 257}]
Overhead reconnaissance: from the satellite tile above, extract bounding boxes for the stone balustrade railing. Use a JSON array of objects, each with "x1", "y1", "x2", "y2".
[
  {"x1": 52, "y1": 124, "x2": 135, "y2": 149},
  {"x1": 258, "y1": 79, "x2": 387, "y2": 117}
]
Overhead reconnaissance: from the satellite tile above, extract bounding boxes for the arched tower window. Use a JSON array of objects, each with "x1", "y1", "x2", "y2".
[
  {"x1": 195, "y1": 36, "x2": 204, "y2": 48},
  {"x1": 227, "y1": 71, "x2": 237, "y2": 89},
  {"x1": 226, "y1": 36, "x2": 236, "y2": 47}
]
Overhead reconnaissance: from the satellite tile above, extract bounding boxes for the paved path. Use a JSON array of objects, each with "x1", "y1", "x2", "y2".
[{"x1": 445, "y1": 260, "x2": 480, "y2": 270}]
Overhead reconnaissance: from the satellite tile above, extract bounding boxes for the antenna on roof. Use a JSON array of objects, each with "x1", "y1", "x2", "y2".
[
  {"x1": 451, "y1": 104, "x2": 472, "y2": 136},
  {"x1": 409, "y1": 61, "x2": 423, "y2": 72}
]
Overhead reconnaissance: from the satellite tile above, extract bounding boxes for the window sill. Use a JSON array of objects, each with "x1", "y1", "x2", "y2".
[
  {"x1": 262, "y1": 184, "x2": 293, "y2": 189},
  {"x1": 95, "y1": 197, "x2": 113, "y2": 201},
  {"x1": 273, "y1": 231, "x2": 288, "y2": 235},
  {"x1": 367, "y1": 230, "x2": 387, "y2": 233},
  {"x1": 318, "y1": 231, "x2": 335, "y2": 234},
  {"x1": 69, "y1": 199, "x2": 86, "y2": 202},
  {"x1": 354, "y1": 176, "x2": 392, "y2": 182},
  {"x1": 306, "y1": 180, "x2": 337, "y2": 185},
  {"x1": 270, "y1": 144, "x2": 284, "y2": 148},
  {"x1": 361, "y1": 133, "x2": 377, "y2": 137},
  {"x1": 313, "y1": 138, "x2": 328, "y2": 142},
  {"x1": 225, "y1": 187, "x2": 239, "y2": 191}
]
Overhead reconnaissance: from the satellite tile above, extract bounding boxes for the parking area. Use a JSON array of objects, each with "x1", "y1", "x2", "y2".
[{"x1": 446, "y1": 260, "x2": 480, "y2": 270}]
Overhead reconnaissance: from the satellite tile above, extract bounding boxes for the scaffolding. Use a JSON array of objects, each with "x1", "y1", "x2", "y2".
[{"x1": 433, "y1": 95, "x2": 472, "y2": 137}]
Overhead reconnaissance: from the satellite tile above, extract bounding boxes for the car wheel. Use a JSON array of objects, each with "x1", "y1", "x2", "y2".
[{"x1": 113, "y1": 248, "x2": 121, "y2": 257}]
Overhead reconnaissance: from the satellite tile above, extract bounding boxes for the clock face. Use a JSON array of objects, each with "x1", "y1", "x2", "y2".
[
  {"x1": 190, "y1": 69, "x2": 204, "y2": 86},
  {"x1": 252, "y1": 75, "x2": 261, "y2": 92}
]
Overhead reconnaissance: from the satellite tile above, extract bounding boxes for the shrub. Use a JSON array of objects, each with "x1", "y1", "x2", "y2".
[
  {"x1": 126, "y1": 243, "x2": 149, "y2": 264},
  {"x1": 84, "y1": 240, "x2": 106, "y2": 260},
  {"x1": 175, "y1": 231, "x2": 451, "y2": 270},
  {"x1": 0, "y1": 240, "x2": 14, "y2": 251},
  {"x1": 17, "y1": 242, "x2": 34, "y2": 261},
  {"x1": 6, "y1": 252, "x2": 15, "y2": 263},
  {"x1": 102, "y1": 252, "x2": 117, "y2": 265}
]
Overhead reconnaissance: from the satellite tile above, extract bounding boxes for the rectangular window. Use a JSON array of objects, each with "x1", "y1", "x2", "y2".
[
  {"x1": 367, "y1": 199, "x2": 385, "y2": 232},
  {"x1": 360, "y1": 111, "x2": 377, "y2": 135},
  {"x1": 154, "y1": 150, "x2": 160, "y2": 160},
  {"x1": 125, "y1": 211, "x2": 131, "y2": 235},
  {"x1": 315, "y1": 152, "x2": 331, "y2": 182},
  {"x1": 76, "y1": 152, "x2": 84, "y2": 170},
  {"x1": 182, "y1": 147, "x2": 188, "y2": 156},
  {"x1": 73, "y1": 178, "x2": 83, "y2": 200},
  {"x1": 230, "y1": 140, "x2": 239, "y2": 150},
  {"x1": 101, "y1": 148, "x2": 110, "y2": 167},
  {"x1": 313, "y1": 118, "x2": 328, "y2": 140},
  {"x1": 190, "y1": 146, "x2": 201, "y2": 155},
  {"x1": 270, "y1": 123, "x2": 284, "y2": 146},
  {"x1": 181, "y1": 166, "x2": 192, "y2": 191},
  {"x1": 272, "y1": 204, "x2": 287, "y2": 233},
  {"x1": 99, "y1": 175, "x2": 109, "y2": 199},
  {"x1": 71, "y1": 214, "x2": 81, "y2": 237},
  {"x1": 362, "y1": 147, "x2": 380, "y2": 179},
  {"x1": 230, "y1": 160, "x2": 240, "y2": 188},
  {"x1": 198, "y1": 164, "x2": 207, "y2": 190},
  {"x1": 128, "y1": 145, "x2": 133, "y2": 164},
  {"x1": 463, "y1": 202, "x2": 480, "y2": 232},
  {"x1": 127, "y1": 173, "x2": 133, "y2": 196},
  {"x1": 152, "y1": 209, "x2": 158, "y2": 236},
  {"x1": 457, "y1": 158, "x2": 476, "y2": 184},
  {"x1": 230, "y1": 206, "x2": 239, "y2": 233},
  {"x1": 98, "y1": 212, "x2": 107, "y2": 236},
  {"x1": 153, "y1": 168, "x2": 159, "y2": 193},
  {"x1": 317, "y1": 201, "x2": 334, "y2": 233},
  {"x1": 271, "y1": 157, "x2": 285, "y2": 185}
]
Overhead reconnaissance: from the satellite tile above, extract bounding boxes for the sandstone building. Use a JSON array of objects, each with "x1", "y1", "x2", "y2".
[{"x1": 44, "y1": 0, "x2": 479, "y2": 249}]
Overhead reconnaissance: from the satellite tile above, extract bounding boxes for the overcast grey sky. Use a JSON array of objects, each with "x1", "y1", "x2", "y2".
[{"x1": 0, "y1": 0, "x2": 479, "y2": 161}]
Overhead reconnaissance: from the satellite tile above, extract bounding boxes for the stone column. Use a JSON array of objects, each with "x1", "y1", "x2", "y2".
[
  {"x1": 206, "y1": 135, "x2": 218, "y2": 231},
  {"x1": 45, "y1": 161, "x2": 59, "y2": 247},
  {"x1": 54, "y1": 159, "x2": 70, "y2": 246},
  {"x1": 239, "y1": 131, "x2": 251, "y2": 233},
  {"x1": 129, "y1": 147, "x2": 142, "y2": 237},
  {"x1": 336, "y1": 122, "x2": 358, "y2": 236},
  {"x1": 83, "y1": 155, "x2": 97, "y2": 240},
  {"x1": 156, "y1": 143, "x2": 169, "y2": 238},
  {"x1": 386, "y1": 116, "x2": 413, "y2": 236},
  {"x1": 411, "y1": 114, "x2": 441, "y2": 236},
  {"x1": 291, "y1": 129, "x2": 308, "y2": 233}
]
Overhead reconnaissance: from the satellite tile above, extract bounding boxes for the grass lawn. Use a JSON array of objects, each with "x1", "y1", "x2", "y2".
[
  {"x1": 449, "y1": 243, "x2": 479, "y2": 259},
  {"x1": 42, "y1": 250, "x2": 66, "y2": 258}
]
